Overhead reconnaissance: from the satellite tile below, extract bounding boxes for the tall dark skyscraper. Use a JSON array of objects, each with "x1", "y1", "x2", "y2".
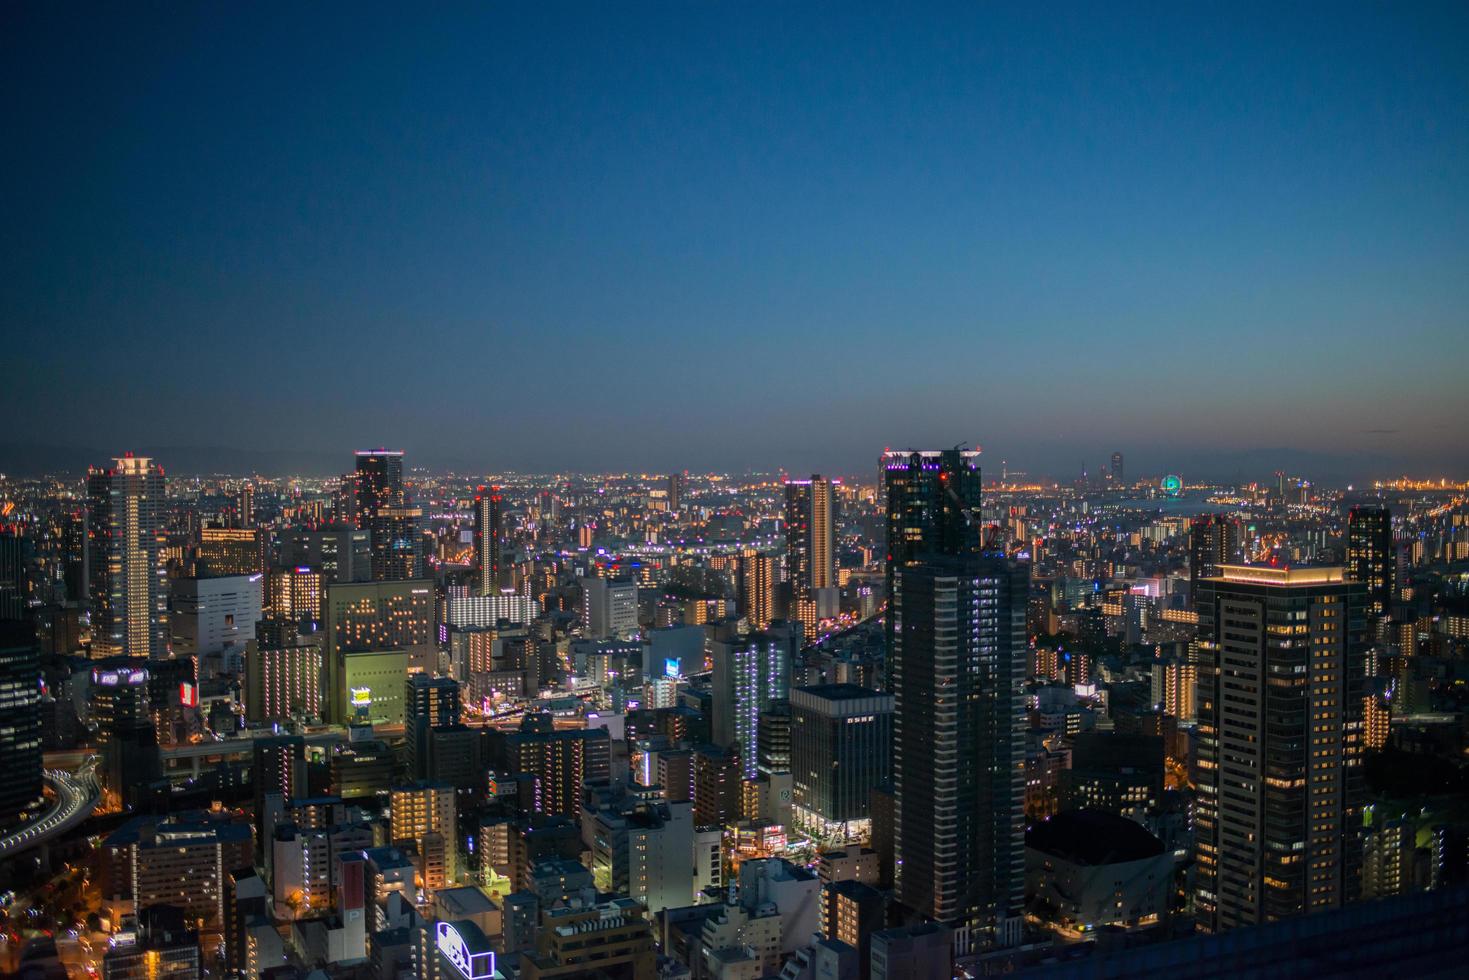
[
  {"x1": 0, "y1": 528, "x2": 26, "y2": 622},
  {"x1": 61, "y1": 510, "x2": 87, "y2": 606},
  {"x1": 0, "y1": 621, "x2": 44, "y2": 832},
  {"x1": 353, "y1": 450, "x2": 423, "y2": 581},
  {"x1": 1110, "y1": 451, "x2": 1124, "y2": 485},
  {"x1": 475, "y1": 485, "x2": 504, "y2": 595},
  {"x1": 893, "y1": 554, "x2": 1027, "y2": 953},
  {"x1": 1189, "y1": 514, "x2": 1239, "y2": 605},
  {"x1": 882, "y1": 449, "x2": 983, "y2": 614},
  {"x1": 883, "y1": 449, "x2": 1025, "y2": 954},
  {"x1": 1194, "y1": 564, "x2": 1367, "y2": 933},
  {"x1": 1347, "y1": 505, "x2": 1393, "y2": 620},
  {"x1": 87, "y1": 454, "x2": 168, "y2": 659},
  {"x1": 667, "y1": 472, "x2": 684, "y2": 513}
]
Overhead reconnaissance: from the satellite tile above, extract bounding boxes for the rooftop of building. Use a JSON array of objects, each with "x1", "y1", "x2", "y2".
[
  {"x1": 362, "y1": 845, "x2": 415, "y2": 869},
  {"x1": 824, "y1": 878, "x2": 883, "y2": 900},
  {"x1": 794, "y1": 682, "x2": 885, "y2": 701},
  {"x1": 1026, "y1": 809, "x2": 1165, "y2": 865},
  {"x1": 435, "y1": 886, "x2": 497, "y2": 917},
  {"x1": 1210, "y1": 563, "x2": 1346, "y2": 586},
  {"x1": 105, "y1": 811, "x2": 251, "y2": 848}
]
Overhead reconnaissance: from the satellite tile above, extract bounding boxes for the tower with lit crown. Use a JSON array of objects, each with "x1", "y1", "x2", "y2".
[
  {"x1": 1194, "y1": 564, "x2": 1367, "y2": 932},
  {"x1": 883, "y1": 449, "x2": 1025, "y2": 954},
  {"x1": 87, "y1": 454, "x2": 168, "y2": 658}
]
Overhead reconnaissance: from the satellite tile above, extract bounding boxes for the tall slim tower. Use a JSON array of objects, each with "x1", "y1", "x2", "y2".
[
  {"x1": 1194, "y1": 564, "x2": 1367, "y2": 933},
  {"x1": 892, "y1": 553, "x2": 1026, "y2": 953},
  {"x1": 739, "y1": 550, "x2": 778, "y2": 631},
  {"x1": 785, "y1": 476, "x2": 836, "y2": 592},
  {"x1": 474, "y1": 486, "x2": 503, "y2": 595},
  {"x1": 883, "y1": 449, "x2": 1024, "y2": 953},
  {"x1": 353, "y1": 451, "x2": 422, "y2": 581},
  {"x1": 1346, "y1": 505, "x2": 1393, "y2": 620},
  {"x1": 235, "y1": 484, "x2": 255, "y2": 529},
  {"x1": 1110, "y1": 452, "x2": 1124, "y2": 485},
  {"x1": 87, "y1": 454, "x2": 168, "y2": 659},
  {"x1": 1189, "y1": 515, "x2": 1238, "y2": 605},
  {"x1": 62, "y1": 510, "x2": 87, "y2": 607}
]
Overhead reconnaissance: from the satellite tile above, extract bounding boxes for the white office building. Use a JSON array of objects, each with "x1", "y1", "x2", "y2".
[{"x1": 171, "y1": 574, "x2": 263, "y2": 660}]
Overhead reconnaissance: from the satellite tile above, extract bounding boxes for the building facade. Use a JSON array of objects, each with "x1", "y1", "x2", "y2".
[
  {"x1": 790, "y1": 684, "x2": 893, "y2": 843},
  {"x1": 1346, "y1": 505, "x2": 1393, "y2": 620},
  {"x1": 353, "y1": 451, "x2": 423, "y2": 581},
  {"x1": 87, "y1": 454, "x2": 168, "y2": 659},
  {"x1": 1194, "y1": 564, "x2": 1368, "y2": 932}
]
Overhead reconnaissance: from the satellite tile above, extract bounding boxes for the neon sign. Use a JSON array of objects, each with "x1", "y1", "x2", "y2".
[{"x1": 436, "y1": 922, "x2": 494, "y2": 980}]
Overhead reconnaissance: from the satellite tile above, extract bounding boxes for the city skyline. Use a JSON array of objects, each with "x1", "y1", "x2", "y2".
[
  {"x1": 0, "y1": 441, "x2": 1461, "y2": 489},
  {"x1": 6, "y1": 4, "x2": 1469, "y2": 977},
  {"x1": 5, "y1": 3, "x2": 1469, "y2": 479}
]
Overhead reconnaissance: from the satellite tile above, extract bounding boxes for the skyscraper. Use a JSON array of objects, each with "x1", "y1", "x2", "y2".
[
  {"x1": 710, "y1": 628, "x2": 795, "y2": 779},
  {"x1": 740, "y1": 550, "x2": 779, "y2": 631},
  {"x1": 891, "y1": 553, "x2": 1026, "y2": 953},
  {"x1": 474, "y1": 486, "x2": 503, "y2": 595},
  {"x1": 883, "y1": 448, "x2": 1025, "y2": 954},
  {"x1": 0, "y1": 529, "x2": 26, "y2": 621},
  {"x1": 61, "y1": 510, "x2": 87, "y2": 606},
  {"x1": 1347, "y1": 505, "x2": 1393, "y2": 620},
  {"x1": 235, "y1": 484, "x2": 255, "y2": 529},
  {"x1": 87, "y1": 454, "x2": 168, "y2": 659},
  {"x1": 882, "y1": 449, "x2": 983, "y2": 627},
  {"x1": 1194, "y1": 564, "x2": 1367, "y2": 933},
  {"x1": 785, "y1": 476, "x2": 835, "y2": 594},
  {"x1": 667, "y1": 472, "x2": 684, "y2": 513},
  {"x1": 1189, "y1": 514, "x2": 1239, "y2": 605},
  {"x1": 0, "y1": 621, "x2": 44, "y2": 831},
  {"x1": 785, "y1": 475, "x2": 837, "y2": 634},
  {"x1": 280, "y1": 525, "x2": 372, "y2": 584},
  {"x1": 1110, "y1": 452, "x2": 1124, "y2": 485},
  {"x1": 354, "y1": 450, "x2": 423, "y2": 581}
]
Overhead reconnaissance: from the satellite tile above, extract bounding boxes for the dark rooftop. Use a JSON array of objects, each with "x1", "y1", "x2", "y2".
[
  {"x1": 1026, "y1": 809, "x2": 1165, "y2": 865},
  {"x1": 795, "y1": 682, "x2": 882, "y2": 701}
]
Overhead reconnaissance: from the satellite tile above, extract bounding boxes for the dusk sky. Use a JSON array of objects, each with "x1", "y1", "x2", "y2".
[{"x1": 4, "y1": 2, "x2": 1468, "y2": 480}]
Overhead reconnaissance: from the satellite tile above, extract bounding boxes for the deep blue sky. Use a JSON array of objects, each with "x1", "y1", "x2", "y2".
[{"x1": 4, "y1": 2, "x2": 1467, "y2": 480}]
